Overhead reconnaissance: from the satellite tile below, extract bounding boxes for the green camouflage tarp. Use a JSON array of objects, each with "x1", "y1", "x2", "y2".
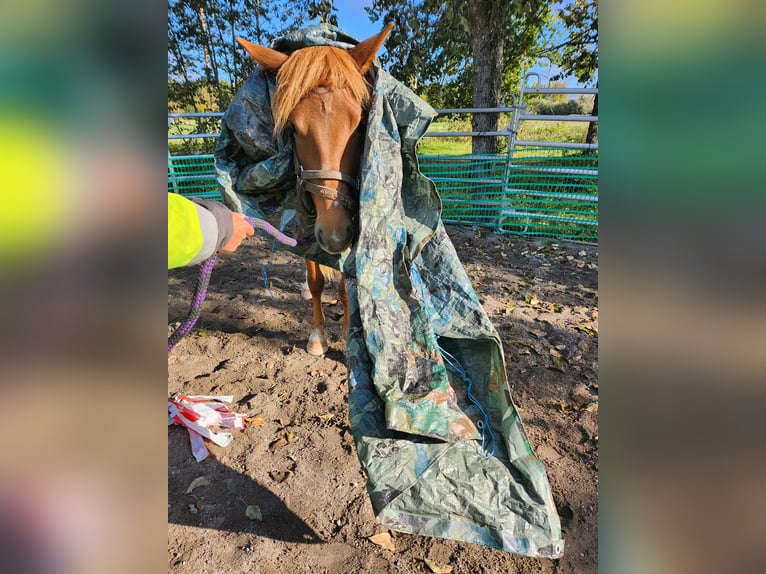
[{"x1": 214, "y1": 24, "x2": 564, "y2": 559}]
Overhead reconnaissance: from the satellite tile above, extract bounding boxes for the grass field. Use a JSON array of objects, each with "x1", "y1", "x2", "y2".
[
  {"x1": 168, "y1": 115, "x2": 596, "y2": 156},
  {"x1": 168, "y1": 117, "x2": 222, "y2": 155},
  {"x1": 417, "y1": 117, "x2": 593, "y2": 155}
]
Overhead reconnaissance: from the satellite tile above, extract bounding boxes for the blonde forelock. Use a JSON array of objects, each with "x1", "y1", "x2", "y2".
[{"x1": 272, "y1": 46, "x2": 370, "y2": 134}]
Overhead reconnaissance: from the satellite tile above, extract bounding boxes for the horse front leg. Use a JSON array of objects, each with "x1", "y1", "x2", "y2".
[{"x1": 305, "y1": 259, "x2": 329, "y2": 356}]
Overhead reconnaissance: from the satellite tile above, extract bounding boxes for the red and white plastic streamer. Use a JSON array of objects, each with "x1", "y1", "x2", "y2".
[{"x1": 168, "y1": 394, "x2": 247, "y2": 462}]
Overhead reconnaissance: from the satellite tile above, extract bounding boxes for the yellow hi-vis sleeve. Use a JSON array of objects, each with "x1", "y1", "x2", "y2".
[{"x1": 168, "y1": 193, "x2": 203, "y2": 269}]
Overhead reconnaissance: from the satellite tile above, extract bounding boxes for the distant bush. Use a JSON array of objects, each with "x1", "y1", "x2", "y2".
[{"x1": 533, "y1": 99, "x2": 584, "y2": 116}]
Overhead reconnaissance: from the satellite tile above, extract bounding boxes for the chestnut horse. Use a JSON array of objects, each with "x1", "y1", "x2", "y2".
[{"x1": 237, "y1": 24, "x2": 393, "y2": 355}]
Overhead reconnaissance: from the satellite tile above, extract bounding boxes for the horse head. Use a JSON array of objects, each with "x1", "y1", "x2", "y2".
[{"x1": 237, "y1": 24, "x2": 393, "y2": 254}]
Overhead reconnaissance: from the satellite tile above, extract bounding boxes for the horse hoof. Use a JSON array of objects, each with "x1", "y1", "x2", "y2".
[
  {"x1": 307, "y1": 331, "x2": 329, "y2": 356},
  {"x1": 307, "y1": 339, "x2": 328, "y2": 356}
]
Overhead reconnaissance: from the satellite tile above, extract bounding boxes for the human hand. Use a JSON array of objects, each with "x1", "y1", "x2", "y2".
[{"x1": 219, "y1": 213, "x2": 254, "y2": 252}]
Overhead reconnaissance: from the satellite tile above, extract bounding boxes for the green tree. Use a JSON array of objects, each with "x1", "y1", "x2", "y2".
[
  {"x1": 307, "y1": 0, "x2": 338, "y2": 25},
  {"x1": 168, "y1": 0, "x2": 320, "y2": 114},
  {"x1": 553, "y1": 0, "x2": 597, "y2": 85},
  {"x1": 365, "y1": 1, "x2": 463, "y2": 97},
  {"x1": 546, "y1": 0, "x2": 598, "y2": 143},
  {"x1": 367, "y1": 0, "x2": 552, "y2": 155}
]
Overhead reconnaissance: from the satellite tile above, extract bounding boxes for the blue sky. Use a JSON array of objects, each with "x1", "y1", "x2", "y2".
[{"x1": 333, "y1": 0, "x2": 381, "y2": 41}]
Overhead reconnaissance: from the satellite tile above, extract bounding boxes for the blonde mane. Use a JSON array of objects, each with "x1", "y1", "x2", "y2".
[{"x1": 273, "y1": 45, "x2": 370, "y2": 134}]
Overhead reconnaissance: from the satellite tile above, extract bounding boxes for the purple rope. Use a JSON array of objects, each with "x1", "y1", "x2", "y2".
[
  {"x1": 168, "y1": 216, "x2": 310, "y2": 353},
  {"x1": 246, "y1": 216, "x2": 298, "y2": 247},
  {"x1": 168, "y1": 254, "x2": 217, "y2": 352}
]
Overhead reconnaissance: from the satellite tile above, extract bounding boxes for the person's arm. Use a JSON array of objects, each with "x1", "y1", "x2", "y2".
[{"x1": 168, "y1": 194, "x2": 253, "y2": 269}]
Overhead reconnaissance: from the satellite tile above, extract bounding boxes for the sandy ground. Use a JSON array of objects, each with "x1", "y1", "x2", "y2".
[{"x1": 168, "y1": 225, "x2": 598, "y2": 573}]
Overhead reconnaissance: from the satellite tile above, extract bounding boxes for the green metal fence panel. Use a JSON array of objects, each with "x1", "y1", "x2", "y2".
[
  {"x1": 419, "y1": 147, "x2": 598, "y2": 243},
  {"x1": 499, "y1": 147, "x2": 598, "y2": 243},
  {"x1": 168, "y1": 147, "x2": 598, "y2": 243},
  {"x1": 418, "y1": 154, "x2": 509, "y2": 229},
  {"x1": 167, "y1": 154, "x2": 220, "y2": 201}
]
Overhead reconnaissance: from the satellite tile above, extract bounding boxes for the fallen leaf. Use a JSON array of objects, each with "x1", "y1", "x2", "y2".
[
  {"x1": 270, "y1": 437, "x2": 288, "y2": 450},
  {"x1": 318, "y1": 413, "x2": 335, "y2": 421},
  {"x1": 368, "y1": 532, "x2": 396, "y2": 552},
  {"x1": 581, "y1": 402, "x2": 599, "y2": 412},
  {"x1": 185, "y1": 476, "x2": 211, "y2": 494},
  {"x1": 245, "y1": 505, "x2": 262, "y2": 521},
  {"x1": 423, "y1": 558, "x2": 453, "y2": 573},
  {"x1": 574, "y1": 324, "x2": 598, "y2": 337},
  {"x1": 549, "y1": 354, "x2": 568, "y2": 371},
  {"x1": 246, "y1": 417, "x2": 266, "y2": 426},
  {"x1": 523, "y1": 294, "x2": 541, "y2": 307}
]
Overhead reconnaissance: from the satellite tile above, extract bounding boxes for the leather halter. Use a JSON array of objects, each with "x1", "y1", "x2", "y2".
[{"x1": 298, "y1": 165, "x2": 359, "y2": 212}]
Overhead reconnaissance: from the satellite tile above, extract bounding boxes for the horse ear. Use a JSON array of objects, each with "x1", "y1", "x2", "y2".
[
  {"x1": 349, "y1": 22, "x2": 394, "y2": 74},
  {"x1": 236, "y1": 37, "x2": 288, "y2": 73}
]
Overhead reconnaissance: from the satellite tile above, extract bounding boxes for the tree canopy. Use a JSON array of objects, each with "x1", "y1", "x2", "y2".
[
  {"x1": 168, "y1": 0, "x2": 338, "y2": 112},
  {"x1": 551, "y1": 0, "x2": 598, "y2": 85},
  {"x1": 167, "y1": 0, "x2": 599, "y2": 148}
]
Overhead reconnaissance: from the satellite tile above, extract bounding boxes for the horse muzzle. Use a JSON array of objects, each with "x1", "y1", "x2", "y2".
[{"x1": 316, "y1": 226, "x2": 354, "y2": 254}]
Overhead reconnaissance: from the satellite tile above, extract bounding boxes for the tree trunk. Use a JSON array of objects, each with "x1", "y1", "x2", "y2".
[
  {"x1": 585, "y1": 91, "x2": 598, "y2": 145},
  {"x1": 253, "y1": 0, "x2": 263, "y2": 45},
  {"x1": 197, "y1": 3, "x2": 220, "y2": 110},
  {"x1": 467, "y1": 0, "x2": 504, "y2": 156},
  {"x1": 229, "y1": 0, "x2": 238, "y2": 89},
  {"x1": 466, "y1": 0, "x2": 504, "y2": 222}
]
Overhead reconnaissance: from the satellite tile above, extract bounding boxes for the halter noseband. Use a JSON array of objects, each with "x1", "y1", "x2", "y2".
[{"x1": 298, "y1": 165, "x2": 359, "y2": 212}]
